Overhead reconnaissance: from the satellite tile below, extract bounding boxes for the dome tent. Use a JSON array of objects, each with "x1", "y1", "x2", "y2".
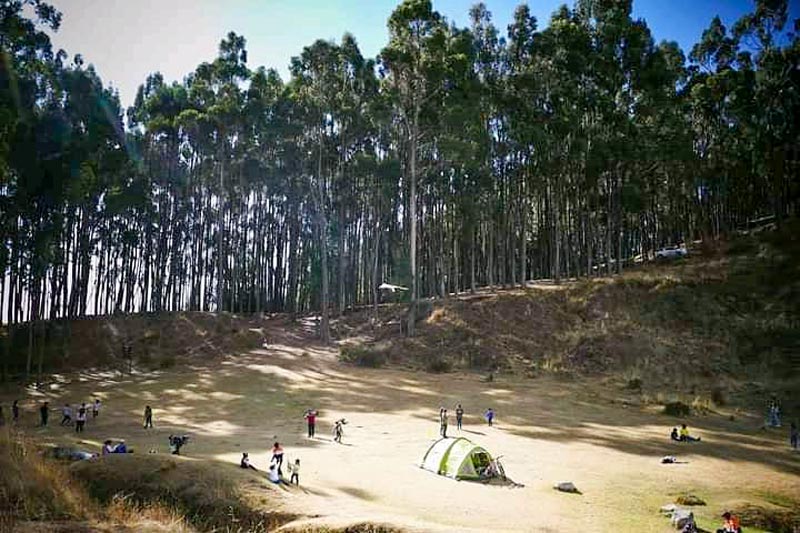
[{"x1": 420, "y1": 437, "x2": 493, "y2": 480}]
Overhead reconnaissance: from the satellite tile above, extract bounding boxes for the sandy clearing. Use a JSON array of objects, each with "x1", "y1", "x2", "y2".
[{"x1": 4, "y1": 323, "x2": 798, "y2": 532}]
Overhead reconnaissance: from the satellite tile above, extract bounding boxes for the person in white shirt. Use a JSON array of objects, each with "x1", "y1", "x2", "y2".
[
  {"x1": 102, "y1": 440, "x2": 114, "y2": 455},
  {"x1": 92, "y1": 398, "x2": 101, "y2": 419},
  {"x1": 60, "y1": 404, "x2": 73, "y2": 426},
  {"x1": 268, "y1": 464, "x2": 281, "y2": 484}
]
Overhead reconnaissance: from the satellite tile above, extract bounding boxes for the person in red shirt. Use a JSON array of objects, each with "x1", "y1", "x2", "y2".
[
  {"x1": 716, "y1": 511, "x2": 741, "y2": 533},
  {"x1": 304, "y1": 408, "x2": 317, "y2": 438}
]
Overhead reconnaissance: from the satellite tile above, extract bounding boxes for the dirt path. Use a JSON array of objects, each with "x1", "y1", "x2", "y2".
[{"x1": 5, "y1": 320, "x2": 798, "y2": 532}]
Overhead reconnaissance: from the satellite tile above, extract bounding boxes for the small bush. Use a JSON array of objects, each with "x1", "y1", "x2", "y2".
[
  {"x1": 711, "y1": 386, "x2": 727, "y2": 406},
  {"x1": 663, "y1": 401, "x2": 691, "y2": 416},
  {"x1": 626, "y1": 377, "x2": 643, "y2": 390},
  {"x1": 339, "y1": 345, "x2": 386, "y2": 368},
  {"x1": 158, "y1": 355, "x2": 176, "y2": 369},
  {"x1": 675, "y1": 494, "x2": 706, "y2": 506},
  {"x1": 426, "y1": 357, "x2": 452, "y2": 373}
]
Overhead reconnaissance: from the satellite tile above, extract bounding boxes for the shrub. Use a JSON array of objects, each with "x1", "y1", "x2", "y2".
[
  {"x1": 662, "y1": 401, "x2": 691, "y2": 417},
  {"x1": 426, "y1": 357, "x2": 452, "y2": 373},
  {"x1": 339, "y1": 345, "x2": 386, "y2": 368}
]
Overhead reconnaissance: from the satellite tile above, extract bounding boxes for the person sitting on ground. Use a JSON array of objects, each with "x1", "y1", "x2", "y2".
[
  {"x1": 790, "y1": 422, "x2": 798, "y2": 451},
  {"x1": 169, "y1": 434, "x2": 189, "y2": 455},
  {"x1": 671, "y1": 427, "x2": 681, "y2": 441},
  {"x1": 267, "y1": 464, "x2": 282, "y2": 484},
  {"x1": 716, "y1": 511, "x2": 742, "y2": 533},
  {"x1": 240, "y1": 452, "x2": 258, "y2": 471},
  {"x1": 288, "y1": 458, "x2": 300, "y2": 485},
  {"x1": 112, "y1": 440, "x2": 128, "y2": 453},
  {"x1": 679, "y1": 424, "x2": 701, "y2": 442},
  {"x1": 102, "y1": 440, "x2": 114, "y2": 455}
]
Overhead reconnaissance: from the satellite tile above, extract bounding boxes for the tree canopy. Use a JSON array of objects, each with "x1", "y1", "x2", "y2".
[{"x1": 1, "y1": 0, "x2": 798, "y2": 362}]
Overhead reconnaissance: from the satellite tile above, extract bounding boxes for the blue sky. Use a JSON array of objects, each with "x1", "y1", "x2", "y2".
[{"x1": 48, "y1": 0, "x2": 799, "y2": 109}]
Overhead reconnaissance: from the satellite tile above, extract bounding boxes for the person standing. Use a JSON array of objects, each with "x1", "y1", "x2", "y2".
[
  {"x1": 289, "y1": 459, "x2": 300, "y2": 485},
  {"x1": 0, "y1": 405, "x2": 5, "y2": 427},
  {"x1": 39, "y1": 401, "x2": 49, "y2": 426},
  {"x1": 271, "y1": 442, "x2": 284, "y2": 476},
  {"x1": 484, "y1": 407, "x2": 495, "y2": 427},
  {"x1": 767, "y1": 395, "x2": 782, "y2": 428},
  {"x1": 12, "y1": 400, "x2": 20, "y2": 424},
  {"x1": 92, "y1": 398, "x2": 101, "y2": 419},
  {"x1": 75, "y1": 403, "x2": 87, "y2": 433},
  {"x1": 60, "y1": 403, "x2": 73, "y2": 426},
  {"x1": 439, "y1": 408, "x2": 448, "y2": 438},
  {"x1": 304, "y1": 408, "x2": 317, "y2": 438},
  {"x1": 143, "y1": 405, "x2": 153, "y2": 429},
  {"x1": 455, "y1": 404, "x2": 464, "y2": 431},
  {"x1": 790, "y1": 422, "x2": 798, "y2": 451}
]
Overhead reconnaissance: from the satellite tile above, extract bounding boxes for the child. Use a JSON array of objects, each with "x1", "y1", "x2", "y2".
[
  {"x1": 102, "y1": 440, "x2": 114, "y2": 455},
  {"x1": 790, "y1": 422, "x2": 798, "y2": 450},
  {"x1": 670, "y1": 427, "x2": 680, "y2": 441},
  {"x1": 288, "y1": 458, "x2": 300, "y2": 485},
  {"x1": 92, "y1": 398, "x2": 101, "y2": 419},
  {"x1": 484, "y1": 407, "x2": 495, "y2": 427},
  {"x1": 75, "y1": 403, "x2": 87, "y2": 433},
  {"x1": 241, "y1": 452, "x2": 258, "y2": 471},
  {"x1": 60, "y1": 403, "x2": 73, "y2": 426},
  {"x1": 333, "y1": 419, "x2": 346, "y2": 443},
  {"x1": 143, "y1": 405, "x2": 153, "y2": 429}
]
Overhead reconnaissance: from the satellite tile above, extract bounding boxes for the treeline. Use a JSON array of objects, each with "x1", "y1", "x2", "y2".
[{"x1": 1, "y1": 0, "x2": 798, "y2": 351}]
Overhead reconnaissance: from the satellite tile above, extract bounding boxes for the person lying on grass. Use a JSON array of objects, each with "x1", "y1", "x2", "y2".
[
  {"x1": 678, "y1": 424, "x2": 701, "y2": 442},
  {"x1": 240, "y1": 452, "x2": 258, "y2": 471}
]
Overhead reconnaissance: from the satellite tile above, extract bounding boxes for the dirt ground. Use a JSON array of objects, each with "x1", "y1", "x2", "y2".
[{"x1": 4, "y1": 320, "x2": 799, "y2": 532}]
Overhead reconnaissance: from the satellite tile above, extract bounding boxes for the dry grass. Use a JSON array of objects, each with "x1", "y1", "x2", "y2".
[
  {"x1": 69, "y1": 453, "x2": 295, "y2": 532},
  {"x1": 0, "y1": 427, "x2": 192, "y2": 532}
]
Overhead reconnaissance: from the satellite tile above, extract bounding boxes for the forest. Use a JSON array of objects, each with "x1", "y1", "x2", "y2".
[{"x1": 1, "y1": 0, "x2": 798, "y2": 352}]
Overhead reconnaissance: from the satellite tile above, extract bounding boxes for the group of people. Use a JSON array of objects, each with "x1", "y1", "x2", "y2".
[
  {"x1": 670, "y1": 424, "x2": 701, "y2": 442},
  {"x1": 438, "y1": 404, "x2": 495, "y2": 437},
  {"x1": 239, "y1": 442, "x2": 301, "y2": 486}
]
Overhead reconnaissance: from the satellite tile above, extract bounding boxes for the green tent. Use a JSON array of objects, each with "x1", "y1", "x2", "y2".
[{"x1": 420, "y1": 437, "x2": 493, "y2": 480}]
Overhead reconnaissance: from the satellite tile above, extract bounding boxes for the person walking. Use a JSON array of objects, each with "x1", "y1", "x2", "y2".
[
  {"x1": 143, "y1": 405, "x2": 153, "y2": 429},
  {"x1": 484, "y1": 407, "x2": 495, "y2": 427},
  {"x1": 92, "y1": 398, "x2": 101, "y2": 419},
  {"x1": 455, "y1": 404, "x2": 464, "y2": 431},
  {"x1": 304, "y1": 408, "x2": 317, "y2": 438},
  {"x1": 60, "y1": 403, "x2": 73, "y2": 426},
  {"x1": 39, "y1": 401, "x2": 49, "y2": 426},
  {"x1": 75, "y1": 403, "x2": 87, "y2": 433},
  {"x1": 439, "y1": 408, "x2": 448, "y2": 438},
  {"x1": 12, "y1": 400, "x2": 20, "y2": 424}
]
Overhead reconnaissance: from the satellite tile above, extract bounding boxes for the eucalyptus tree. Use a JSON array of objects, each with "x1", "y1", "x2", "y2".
[{"x1": 380, "y1": 0, "x2": 450, "y2": 335}]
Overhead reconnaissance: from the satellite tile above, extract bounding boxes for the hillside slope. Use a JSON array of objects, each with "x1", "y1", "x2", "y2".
[{"x1": 338, "y1": 225, "x2": 800, "y2": 411}]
